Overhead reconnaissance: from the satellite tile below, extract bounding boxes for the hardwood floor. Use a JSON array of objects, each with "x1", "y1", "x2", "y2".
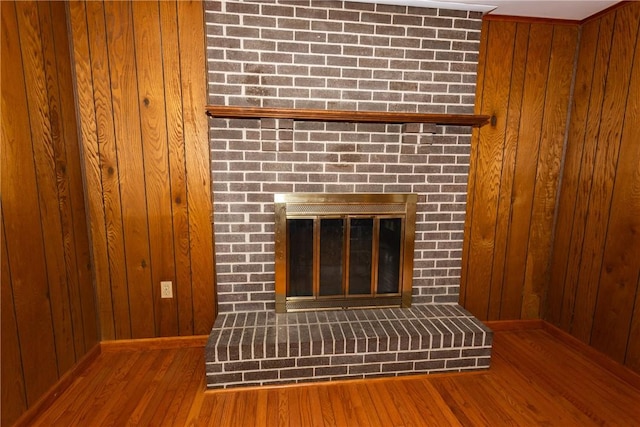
[{"x1": 24, "y1": 327, "x2": 640, "y2": 426}]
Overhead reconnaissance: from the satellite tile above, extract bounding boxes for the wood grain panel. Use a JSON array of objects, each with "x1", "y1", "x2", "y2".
[
  {"x1": 461, "y1": 19, "x2": 579, "y2": 322},
  {"x1": 466, "y1": 0, "x2": 640, "y2": 373},
  {"x1": 16, "y1": 0, "x2": 77, "y2": 375},
  {"x1": 131, "y1": 1, "x2": 178, "y2": 337},
  {"x1": 1, "y1": 217, "x2": 27, "y2": 427},
  {"x1": 36, "y1": 0, "x2": 85, "y2": 361},
  {"x1": 541, "y1": 1, "x2": 640, "y2": 374},
  {"x1": 521, "y1": 25, "x2": 578, "y2": 319},
  {"x1": 178, "y1": 0, "x2": 216, "y2": 334},
  {"x1": 104, "y1": 1, "x2": 155, "y2": 339},
  {"x1": 562, "y1": 14, "x2": 615, "y2": 336},
  {"x1": 460, "y1": 20, "x2": 516, "y2": 317},
  {"x1": 486, "y1": 22, "x2": 529, "y2": 320},
  {"x1": 1, "y1": 0, "x2": 60, "y2": 405},
  {"x1": 544, "y1": 19, "x2": 600, "y2": 326},
  {"x1": 159, "y1": 0, "x2": 195, "y2": 336},
  {"x1": 459, "y1": 19, "x2": 488, "y2": 309},
  {"x1": 87, "y1": 0, "x2": 133, "y2": 339},
  {"x1": 589, "y1": 9, "x2": 640, "y2": 361},
  {"x1": 68, "y1": 0, "x2": 216, "y2": 339},
  {"x1": 500, "y1": 24, "x2": 553, "y2": 319},
  {"x1": 49, "y1": 1, "x2": 99, "y2": 352},
  {"x1": 2, "y1": 2, "x2": 99, "y2": 423},
  {"x1": 573, "y1": 6, "x2": 638, "y2": 343},
  {"x1": 67, "y1": 0, "x2": 117, "y2": 340}
]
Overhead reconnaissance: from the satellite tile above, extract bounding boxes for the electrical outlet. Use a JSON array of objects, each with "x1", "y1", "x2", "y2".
[{"x1": 160, "y1": 281, "x2": 173, "y2": 298}]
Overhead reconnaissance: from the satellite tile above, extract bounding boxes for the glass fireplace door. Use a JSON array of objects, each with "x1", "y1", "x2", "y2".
[
  {"x1": 285, "y1": 215, "x2": 404, "y2": 306},
  {"x1": 275, "y1": 193, "x2": 416, "y2": 313}
]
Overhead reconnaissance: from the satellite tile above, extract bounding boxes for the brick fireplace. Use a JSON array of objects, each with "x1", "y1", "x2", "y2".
[{"x1": 204, "y1": 0, "x2": 492, "y2": 389}]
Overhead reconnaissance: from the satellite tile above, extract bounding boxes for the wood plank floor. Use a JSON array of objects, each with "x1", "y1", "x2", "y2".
[{"x1": 27, "y1": 328, "x2": 640, "y2": 426}]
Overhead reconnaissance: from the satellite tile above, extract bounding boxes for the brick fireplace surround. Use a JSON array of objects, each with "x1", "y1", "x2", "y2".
[{"x1": 204, "y1": 0, "x2": 492, "y2": 389}]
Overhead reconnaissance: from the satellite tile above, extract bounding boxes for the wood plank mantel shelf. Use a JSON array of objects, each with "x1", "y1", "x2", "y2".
[{"x1": 205, "y1": 105, "x2": 491, "y2": 127}]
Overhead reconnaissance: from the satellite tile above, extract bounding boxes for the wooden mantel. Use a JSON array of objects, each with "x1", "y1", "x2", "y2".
[{"x1": 206, "y1": 105, "x2": 490, "y2": 127}]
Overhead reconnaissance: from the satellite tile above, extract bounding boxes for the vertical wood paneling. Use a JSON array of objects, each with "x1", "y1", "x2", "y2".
[
  {"x1": 521, "y1": 25, "x2": 578, "y2": 319},
  {"x1": 545, "y1": 19, "x2": 600, "y2": 327},
  {"x1": 16, "y1": 0, "x2": 77, "y2": 375},
  {"x1": 508, "y1": 1, "x2": 640, "y2": 374},
  {"x1": 459, "y1": 19, "x2": 487, "y2": 310},
  {"x1": 487, "y1": 22, "x2": 529, "y2": 320},
  {"x1": 67, "y1": 0, "x2": 117, "y2": 341},
  {"x1": 160, "y1": 0, "x2": 195, "y2": 336},
  {"x1": 572, "y1": 7, "x2": 638, "y2": 343},
  {"x1": 560, "y1": 14, "x2": 615, "y2": 335},
  {"x1": 467, "y1": 1, "x2": 640, "y2": 374},
  {"x1": 131, "y1": 1, "x2": 178, "y2": 336},
  {"x1": 178, "y1": 0, "x2": 216, "y2": 335},
  {"x1": 589, "y1": 6, "x2": 640, "y2": 362},
  {"x1": 1, "y1": 1, "x2": 99, "y2": 424},
  {"x1": 2, "y1": 0, "x2": 60, "y2": 405},
  {"x1": 37, "y1": 0, "x2": 86, "y2": 361},
  {"x1": 104, "y1": 1, "x2": 156, "y2": 339},
  {"x1": 460, "y1": 20, "x2": 516, "y2": 316},
  {"x1": 501, "y1": 24, "x2": 554, "y2": 319},
  {"x1": 88, "y1": 0, "x2": 134, "y2": 339},
  {"x1": 50, "y1": 1, "x2": 99, "y2": 351},
  {"x1": 68, "y1": 0, "x2": 216, "y2": 340},
  {"x1": 1, "y1": 218, "x2": 27, "y2": 427},
  {"x1": 462, "y1": 18, "x2": 579, "y2": 321}
]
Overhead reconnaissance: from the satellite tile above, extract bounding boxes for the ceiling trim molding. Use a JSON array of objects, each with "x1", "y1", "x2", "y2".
[
  {"x1": 482, "y1": 14, "x2": 580, "y2": 26},
  {"x1": 347, "y1": 0, "x2": 497, "y2": 13}
]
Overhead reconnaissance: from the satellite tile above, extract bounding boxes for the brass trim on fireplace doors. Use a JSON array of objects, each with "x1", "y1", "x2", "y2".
[{"x1": 274, "y1": 193, "x2": 417, "y2": 313}]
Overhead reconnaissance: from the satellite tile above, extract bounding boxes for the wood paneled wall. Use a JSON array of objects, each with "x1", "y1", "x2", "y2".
[
  {"x1": 67, "y1": 0, "x2": 216, "y2": 340},
  {"x1": 462, "y1": 2, "x2": 640, "y2": 374},
  {"x1": 460, "y1": 18, "x2": 580, "y2": 320},
  {"x1": 1, "y1": 1, "x2": 98, "y2": 425},
  {"x1": 545, "y1": 2, "x2": 640, "y2": 372}
]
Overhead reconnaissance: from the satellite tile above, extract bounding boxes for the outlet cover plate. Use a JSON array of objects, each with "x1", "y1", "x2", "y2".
[{"x1": 160, "y1": 281, "x2": 173, "y2": 298}]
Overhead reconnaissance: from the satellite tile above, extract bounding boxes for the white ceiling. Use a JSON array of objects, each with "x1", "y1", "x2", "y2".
[
  {"x1": 450, "y1": 0, "x2": 620, "y2": 20},
  {"x1": 352, "y1": 0, "x2": 620, "y2": 20}
]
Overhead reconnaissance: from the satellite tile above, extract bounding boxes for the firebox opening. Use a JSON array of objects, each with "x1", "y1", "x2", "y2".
[{"x1": 274, "y1": 193, "x2": 417, "y2": 313}]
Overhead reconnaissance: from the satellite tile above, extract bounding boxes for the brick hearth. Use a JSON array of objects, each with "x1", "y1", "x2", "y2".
[{"x1": 206, "y1": 304, "x2": 491, "y2": 388}]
